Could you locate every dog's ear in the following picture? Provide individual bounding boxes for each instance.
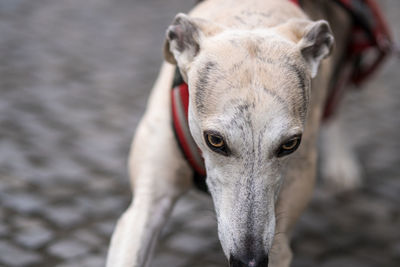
[297,20,334,78]
[163,13,200,66]
[164,13,223,73]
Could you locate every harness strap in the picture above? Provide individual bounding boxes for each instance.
[323,0,392,118]
[171,69,207,192]
[288,0,393,119]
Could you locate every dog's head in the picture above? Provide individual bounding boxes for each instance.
[165,13,333,265]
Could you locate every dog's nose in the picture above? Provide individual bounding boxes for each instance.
[229,254,269,267]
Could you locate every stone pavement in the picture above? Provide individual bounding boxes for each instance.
[0,0,399,266]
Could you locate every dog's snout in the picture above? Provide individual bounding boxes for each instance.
[229,254,269,267]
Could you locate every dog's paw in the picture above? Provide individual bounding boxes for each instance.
[320,148,362,191]
[319,119,363,192]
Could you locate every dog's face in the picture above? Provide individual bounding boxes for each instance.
[165,14,333,265]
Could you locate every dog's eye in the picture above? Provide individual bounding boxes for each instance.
[208,134,224,148]
[204,131,229,156]
[277,136,301,157]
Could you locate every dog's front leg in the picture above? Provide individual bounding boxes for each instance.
[106,63,192,267]
[106,192,176,267]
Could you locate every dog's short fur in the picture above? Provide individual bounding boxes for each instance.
[106,0,356,266]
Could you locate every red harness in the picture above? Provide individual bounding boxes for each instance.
[171,0,393,190]
[317,0,393,118]
[171,80,206,176]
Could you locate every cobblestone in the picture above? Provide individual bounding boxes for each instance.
[151,251,189,267]
[47,239,91,259]
[15,225,53,249]
[166,232,218,255]
[0,241,41,266]
[0,0,399,266]
[95,220,117,237]
[75,195,125,216]
[56,254,106,267]
[73,229,103,247]
[42,205,86,229]
[0,223,8,237]
[320,257,372,267]
[0,192,45,213]
[390,241,400,259]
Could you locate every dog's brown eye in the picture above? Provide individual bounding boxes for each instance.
[282,139,298,150]
[204,131,229,156]
[207,134,224,148]
[277,136,301,157]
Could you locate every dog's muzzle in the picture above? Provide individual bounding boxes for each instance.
[229,254,269,267]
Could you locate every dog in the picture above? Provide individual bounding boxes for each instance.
[106,0,386,266]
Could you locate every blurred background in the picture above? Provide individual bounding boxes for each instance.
[0,0,399,266]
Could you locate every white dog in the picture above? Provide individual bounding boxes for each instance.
[106,0,391,266]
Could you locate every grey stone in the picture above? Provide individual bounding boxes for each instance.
[75,195,126,216]
[371,182,400,203]
[0,175,28,192]
[292,257,317,267]
[297,211,330,234]
[294,237,327,257]
[11,216,44,229]
[320,256,373,267]
[47,239,91,259]
[187,253,226,267]
[0,223,8,237]
[0,192,45,213]
[95,220,116,237]
[184,211,217,232]
[390,241,400,258]
[166,232,217,255]
[15,226,53,249]
[56,254,106,267]
[42,205,85,228]
[151,251,188,267]
[171,196,200,218]
[86,177,116,193]
[190,262,225,267]
[204,249,227,264]
[363,221,400,243]
[0,241,41,266]
[43,186,75,199]
[347,196,392,219]
[0,0,25,14]
[354,246,392,265]
[327,233,358,249]
[73,229,103,247]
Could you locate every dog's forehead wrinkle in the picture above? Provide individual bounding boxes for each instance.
[234,15,248,27]
[263,87,289,108]
[193,60,221,114]
[281,59,310,120]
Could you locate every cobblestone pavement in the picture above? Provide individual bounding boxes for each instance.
[0,0,399,266]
